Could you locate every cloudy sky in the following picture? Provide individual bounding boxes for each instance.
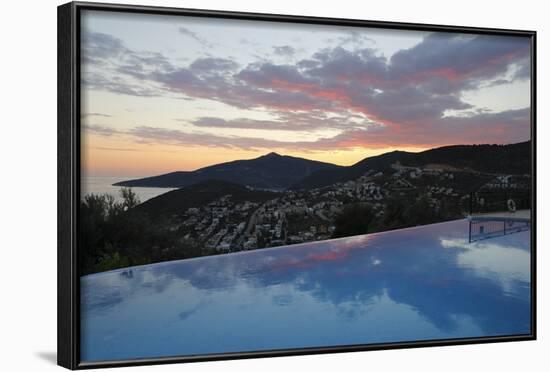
[81,10,531,177]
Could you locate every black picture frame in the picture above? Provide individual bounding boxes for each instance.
[58,1,537,369]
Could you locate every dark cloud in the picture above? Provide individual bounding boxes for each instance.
[140,126,360,152]
[389,33,530,93]
[487,79,512,87]
[189,58,239,74]
[363,85,473,123]
[127,126,286,150]
[190,110,368,131]
[81,32,169,97]
[237,63,316,88]
[296,59,320,70]
[148,64,326,112]
[178,27,213,48]
[191,117,226,127]
[82,30,531,151]
[308,47,388,81]
[82,31,170,71]
[100,107,528,153]
[191,117,282,130]
[81,32,125,63]
[309,108,531,149]
[512,58,531,80]
[82,72,159,97]
[126,125,332,151]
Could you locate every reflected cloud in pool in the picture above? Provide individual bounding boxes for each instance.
[81,219,531,362]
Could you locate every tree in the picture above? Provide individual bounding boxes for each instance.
[332,204,375,238]
[97,249,130,273]
[79,194,113,275]
[120,187,140,210]
[401,196,440,226]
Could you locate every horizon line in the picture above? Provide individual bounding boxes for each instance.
[83,139,531,179]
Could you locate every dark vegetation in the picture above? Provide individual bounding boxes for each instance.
[293,141,531,189]
[136,180,277,218]
[332,204,375,238]
[79,188,202,275]
[332,196,461,238]
[80,190,463,275]
[80,181,278,275]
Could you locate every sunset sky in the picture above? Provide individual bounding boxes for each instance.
[81,10,531,177]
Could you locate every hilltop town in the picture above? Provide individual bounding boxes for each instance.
[168,163,530,254]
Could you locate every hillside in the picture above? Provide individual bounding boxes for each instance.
[404,141,531,173]
[135,179,279,218]
[293,141,531,189]
[114,152,342,190]
[292,150,413,190]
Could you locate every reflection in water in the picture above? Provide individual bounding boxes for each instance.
[81,219,531,362]
[441,237,530,295]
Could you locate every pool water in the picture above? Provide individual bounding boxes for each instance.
[80,219,531,362]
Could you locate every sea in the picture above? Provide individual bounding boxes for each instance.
[81,176,177,204]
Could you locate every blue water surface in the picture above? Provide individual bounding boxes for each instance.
[80,219,531,362]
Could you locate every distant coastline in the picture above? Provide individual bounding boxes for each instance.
[82,176,176,203]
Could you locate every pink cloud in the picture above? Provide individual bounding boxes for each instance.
[82,31,531,151]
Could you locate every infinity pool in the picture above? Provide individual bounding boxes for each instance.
[80,219,531,362]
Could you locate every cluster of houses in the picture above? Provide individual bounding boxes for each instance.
[483,175,531,190]
[172,161,530,254]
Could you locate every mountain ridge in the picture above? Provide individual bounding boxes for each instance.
[292,141,531,189]
[114,152,342,190]
[115,141,531,191]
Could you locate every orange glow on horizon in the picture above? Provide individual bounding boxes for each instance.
[81,133,431,177]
